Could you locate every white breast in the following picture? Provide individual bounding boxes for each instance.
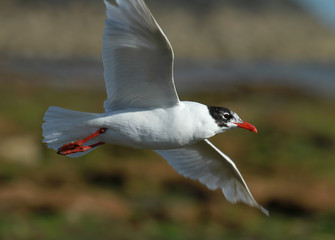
[96,101,219,149]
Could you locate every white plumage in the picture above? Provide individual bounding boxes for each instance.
[42,0,268,215]
[102,0,179,111]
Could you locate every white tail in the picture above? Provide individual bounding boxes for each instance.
[42,106,102,157]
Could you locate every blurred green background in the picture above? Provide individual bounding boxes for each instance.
[0,0,334,239]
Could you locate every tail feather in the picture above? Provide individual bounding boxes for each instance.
[42,106,102,157]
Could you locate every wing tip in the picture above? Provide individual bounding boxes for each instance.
[259,205,270,217]
[221,183,269,216]
[226,196,269,216]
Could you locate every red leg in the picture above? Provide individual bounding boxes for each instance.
[76,128,107,145]
[58,128,107,155]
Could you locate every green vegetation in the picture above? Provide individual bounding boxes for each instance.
[0,81,334,239]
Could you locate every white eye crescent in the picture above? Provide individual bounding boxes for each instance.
[223,113,231,119]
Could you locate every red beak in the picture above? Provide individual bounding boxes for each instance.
[235,121,258,133]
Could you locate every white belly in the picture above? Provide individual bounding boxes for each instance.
[92,102,217,150]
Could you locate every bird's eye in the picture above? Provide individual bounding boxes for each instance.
[223,113,231,119]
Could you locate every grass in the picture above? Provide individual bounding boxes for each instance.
[0,212,334,240]
[0,78,334,239]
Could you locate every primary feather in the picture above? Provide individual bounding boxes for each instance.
[103,0,179,111]
[156,139,269,216]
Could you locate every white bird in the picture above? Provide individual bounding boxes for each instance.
[42,0,268,215]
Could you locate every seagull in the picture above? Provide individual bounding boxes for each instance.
[42,0,268,215]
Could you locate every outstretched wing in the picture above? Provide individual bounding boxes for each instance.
[103,0,179,111]
[155,139,269,215]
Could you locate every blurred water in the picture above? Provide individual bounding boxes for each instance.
[175,60,335,96]
[0,58,334,97]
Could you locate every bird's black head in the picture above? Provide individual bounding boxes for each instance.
[207,106,257,133]
[208,106,235,128]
